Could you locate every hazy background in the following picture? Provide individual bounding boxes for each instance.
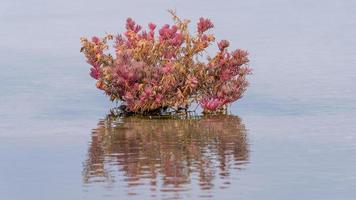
[1,0,356,199]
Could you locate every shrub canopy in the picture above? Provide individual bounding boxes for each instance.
[80,10,251,114]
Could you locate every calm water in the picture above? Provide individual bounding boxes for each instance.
[83,116,249,199]
[1,0,356,199]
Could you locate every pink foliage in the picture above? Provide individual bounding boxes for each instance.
[197,17,214,34]
[80,11,251,114]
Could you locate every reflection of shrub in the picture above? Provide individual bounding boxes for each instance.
[80,10,251,115]
[83,115,249,192]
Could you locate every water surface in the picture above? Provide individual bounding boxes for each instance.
[83,116,248,199]
[1,0,356,199]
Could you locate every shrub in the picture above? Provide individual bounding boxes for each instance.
[80,10,251,115]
